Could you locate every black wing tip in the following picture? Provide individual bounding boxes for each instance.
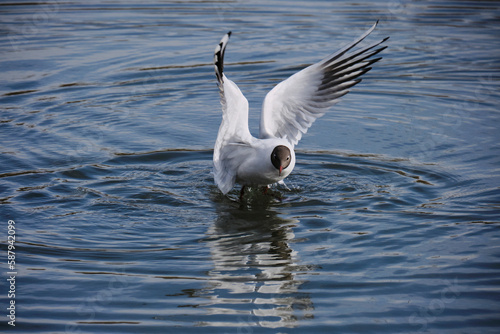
[374,45,389,55]
[374,21,390,44]
[372,20,390,44]
[215,32,232,85]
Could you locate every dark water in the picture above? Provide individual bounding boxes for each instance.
[1,1,500,333]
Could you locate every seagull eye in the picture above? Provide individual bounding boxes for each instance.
[286,156,290,160]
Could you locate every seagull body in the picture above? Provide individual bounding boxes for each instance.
[213,22,388,196]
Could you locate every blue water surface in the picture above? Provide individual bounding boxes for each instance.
[1,0,499,333]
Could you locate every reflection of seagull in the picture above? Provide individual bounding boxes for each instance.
[204,203,312,327]
[213,21,389,198]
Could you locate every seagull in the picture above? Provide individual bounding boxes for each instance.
[213,21,388,199]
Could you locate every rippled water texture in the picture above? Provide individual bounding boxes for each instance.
[1,1,500,333]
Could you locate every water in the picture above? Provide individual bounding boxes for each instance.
[1,0,499,333]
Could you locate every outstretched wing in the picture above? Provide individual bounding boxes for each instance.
[213,32,253,194]
[259,21,389,145]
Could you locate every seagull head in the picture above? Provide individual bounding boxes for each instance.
[271,145,291,176]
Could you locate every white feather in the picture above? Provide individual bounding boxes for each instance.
[259,21,388,145]
[212,23,388,194]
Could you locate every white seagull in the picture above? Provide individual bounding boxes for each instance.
[213,21,388,199]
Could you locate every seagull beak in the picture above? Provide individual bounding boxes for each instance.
[279,166,283,176]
